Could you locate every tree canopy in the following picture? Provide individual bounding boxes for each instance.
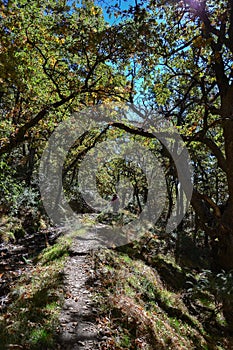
[2,0,233,337]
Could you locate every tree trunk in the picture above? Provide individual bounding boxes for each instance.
[218,119,233,269]
[215,233,233,270]
[213,176,233,326]
[191,188,233,325]
[222,298,233,327]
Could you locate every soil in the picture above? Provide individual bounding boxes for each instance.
[56,228,108,350]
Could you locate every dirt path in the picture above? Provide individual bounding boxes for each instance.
[56,228,107,350]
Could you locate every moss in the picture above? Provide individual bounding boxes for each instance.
[38,237,71,265]
[29,328,54,348]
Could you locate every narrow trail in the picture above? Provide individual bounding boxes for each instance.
[56,228,107,350]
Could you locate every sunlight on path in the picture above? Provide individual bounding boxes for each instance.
[56,230,107,349]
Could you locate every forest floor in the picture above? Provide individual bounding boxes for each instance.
[1,215,233,349]
[0,218,111,350]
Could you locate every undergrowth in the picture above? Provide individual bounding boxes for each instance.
[0,235,72,350]
[94,241,232,350]
[1,226,233,350]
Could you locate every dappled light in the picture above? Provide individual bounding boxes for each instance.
[1,0,233,348]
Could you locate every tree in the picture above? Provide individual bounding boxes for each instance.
[100,0,233,271]
[0,0,140,214]
[2,0,233,330]
[3,0,233,271]
[93,0,233,326]
[0,0,135,159]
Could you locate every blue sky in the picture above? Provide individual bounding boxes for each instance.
[98,0,135,24]
[67,0,138,25]
[97,0,137,24]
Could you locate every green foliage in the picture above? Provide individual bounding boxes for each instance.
[1,0,233,345]
[29,328,53,347]
[0,159,22,207]
[0,0,132,155]
[38,238,71,265]
[11,186,40,215]
[187,270,233,305]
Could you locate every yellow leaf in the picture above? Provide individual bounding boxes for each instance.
[91,6,97,15]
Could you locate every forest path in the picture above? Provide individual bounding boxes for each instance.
[56,226,108,350]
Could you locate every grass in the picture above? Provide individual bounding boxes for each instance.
[1,225,233,349]
[94,248,230,350]
[0,235,72,350]
[37,236,72,265]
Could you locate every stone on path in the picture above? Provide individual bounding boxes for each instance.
[56,230,106,350]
